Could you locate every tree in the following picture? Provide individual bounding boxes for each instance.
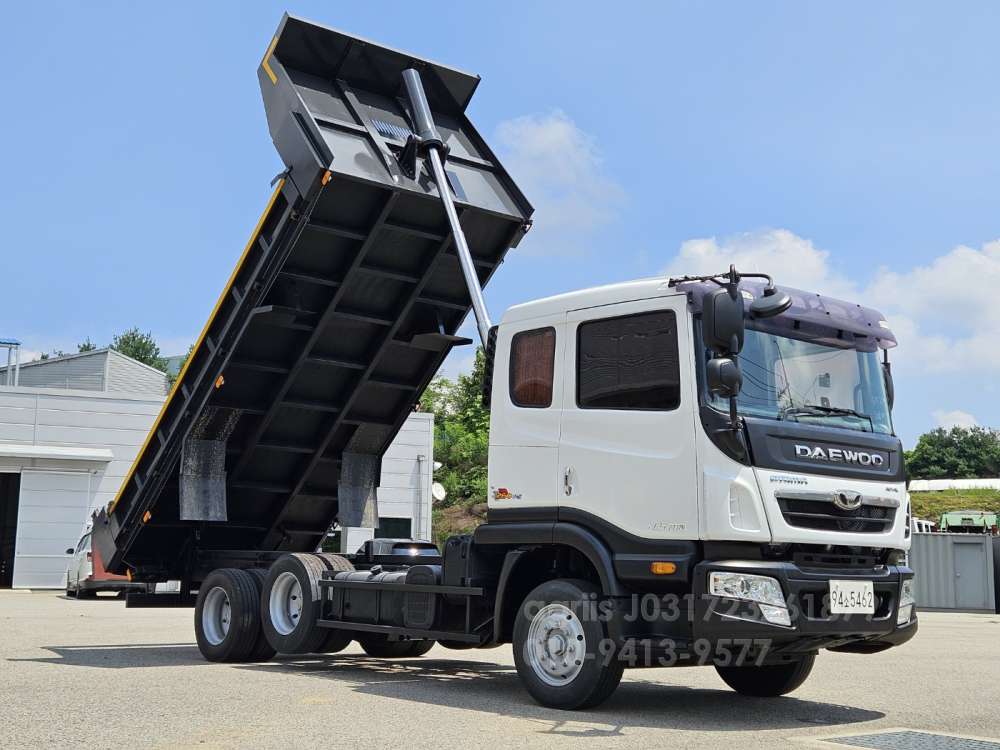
[905,426,1000,480]
[166,343,195,386]
[77,338,96,352]
[111,328,167,372]
[419,348,490,510]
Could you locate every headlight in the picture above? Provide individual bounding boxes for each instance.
[758,603,792,626]
[897,605,913,625]
[709,572,790,626]
[709,571,786,607]
[900,578,915,607]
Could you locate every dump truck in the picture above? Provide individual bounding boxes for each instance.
[92,13,917,710]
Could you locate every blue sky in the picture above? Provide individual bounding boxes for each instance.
[4,2,999,446]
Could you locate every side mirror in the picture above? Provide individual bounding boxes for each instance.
[707,357,742,399]
[750,286,792,319]
[702,286,745,355]
[65,548,74,555]
[883,362,895,410]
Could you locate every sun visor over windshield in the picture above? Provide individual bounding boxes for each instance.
[678,280,896,351]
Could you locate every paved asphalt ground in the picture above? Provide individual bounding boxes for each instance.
[1,592,998,749]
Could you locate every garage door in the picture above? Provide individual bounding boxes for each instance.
[13,470,92,589]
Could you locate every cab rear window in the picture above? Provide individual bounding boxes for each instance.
[509,327,556,408]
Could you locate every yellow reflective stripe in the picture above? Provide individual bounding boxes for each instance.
[108,179,286,515]
[261,35,279,85]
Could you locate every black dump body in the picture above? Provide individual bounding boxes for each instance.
[92,14,531,582]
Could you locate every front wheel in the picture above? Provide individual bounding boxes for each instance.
[715,653,816,696]
[512,578,624,710]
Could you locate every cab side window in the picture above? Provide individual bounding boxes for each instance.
[510,327,556,408]
[577,310,680,410]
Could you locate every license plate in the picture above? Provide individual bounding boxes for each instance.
[829,580,874,614]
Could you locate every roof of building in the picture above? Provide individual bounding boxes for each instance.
[1,347,167,376]
[0,347,169,397]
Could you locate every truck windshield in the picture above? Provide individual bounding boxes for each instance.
[709,328,893,434]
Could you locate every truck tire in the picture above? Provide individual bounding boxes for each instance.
[359,635,434,658]
[512,578,624,710]
[194,568,263,662]
[313,552,354,574]
[245,569,277,662]
[311,553,356,654]
[715,653,816,696]
[260,553,329,654]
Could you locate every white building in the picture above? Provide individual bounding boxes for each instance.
[0,349,433,588]
[0,349,169,588]
[341,410,435,552]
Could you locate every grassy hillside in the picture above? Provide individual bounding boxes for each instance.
[909,489,1000,521]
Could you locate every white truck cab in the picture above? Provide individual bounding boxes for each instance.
[487,275,909,552]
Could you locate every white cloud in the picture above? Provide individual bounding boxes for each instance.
[664,229,858,299]
[495,111,624,255]
[933,409,979,429]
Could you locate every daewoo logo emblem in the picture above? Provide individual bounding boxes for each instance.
[794,444,885,467]
[833,491,864,511]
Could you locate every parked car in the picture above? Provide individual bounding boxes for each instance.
[65,529,146,598]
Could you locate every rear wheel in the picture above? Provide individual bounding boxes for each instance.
[194,568,262,662]
[245,569,277,662]
[512,578,624,710]
[260,553,329,654]
[359,635,434,658]
[715,653,816,697]
[311,553,357,654]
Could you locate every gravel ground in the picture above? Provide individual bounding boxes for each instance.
[1,591,997,749]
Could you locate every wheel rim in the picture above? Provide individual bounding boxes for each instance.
[526,602,586,687]
[202,586,232,646]
[269,571,304,636]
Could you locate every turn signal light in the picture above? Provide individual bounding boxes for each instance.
[650,561,677,575]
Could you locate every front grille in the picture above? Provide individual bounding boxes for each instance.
[778,497,895,533]
[791,545,885,569]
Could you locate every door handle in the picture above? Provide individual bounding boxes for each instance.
[564,466,574,496]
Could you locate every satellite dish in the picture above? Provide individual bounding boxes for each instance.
[433,461,443,471]
[432,482,447,502]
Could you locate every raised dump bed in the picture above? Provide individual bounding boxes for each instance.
[92,14,531,584]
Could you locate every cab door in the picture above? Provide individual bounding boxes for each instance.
[488,314,565,511]
[557,294,699,540]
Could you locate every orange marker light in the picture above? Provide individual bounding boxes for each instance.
[321,170,332,186]
[142,511,152,524]
[214,374,225,389]
[650,561,677,576]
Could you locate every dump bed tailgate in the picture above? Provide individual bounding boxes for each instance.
[93,14,531,580]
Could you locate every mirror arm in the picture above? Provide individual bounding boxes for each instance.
[882,349,895,411]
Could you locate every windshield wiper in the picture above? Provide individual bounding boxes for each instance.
[780,404,874,431]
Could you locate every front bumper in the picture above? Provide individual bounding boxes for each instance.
[691,559,917,654]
